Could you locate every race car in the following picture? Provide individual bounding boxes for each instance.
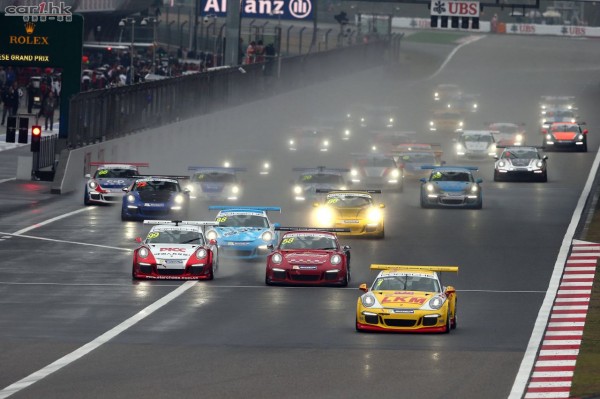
[121,176,191,221]
[265,227,351,286]
[540,107,578,130]
[370,131,416,152]
[312,189,385,238]
[356,264,458,333]
[494,146,548,182]
[429,110,464,133]
[206,206,280,260]
[187,166,245,201]
[542,122,588,152]
[540,96,576,112]
[393,144,443,180]
[445,93,478,114]
[288,126,334,152]
[292,167,348,202]
[420,165,483,209]
[488,123,525,147]
[348,153,404,192]
[455,130,497,159]
[84,162,149,205]
[132,220,218,280]
[345,104,400,130]
[433,83,461,102]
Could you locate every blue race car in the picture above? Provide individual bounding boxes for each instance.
[84,162,148,205]
[206,206,281,260]
[187,166,246,201]
[419,166,482,209]
[121,176,190,221]
[292,167,348,202]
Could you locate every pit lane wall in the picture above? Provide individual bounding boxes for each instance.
[392,17,600,38]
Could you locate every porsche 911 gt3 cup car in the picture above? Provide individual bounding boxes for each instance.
[356,265,458,333]
[132,220,219,280]
[187,166,245,201]
[288,126,333,152]
[540,107,578,130]
[429,110,464,133]
[455,130,497,159]
[265,227,351,286]
[348,153,403,191]
[488,123,525,147]
[540,96,576,113]
[392,144,443,180]
[420,166,482,209]
[84,162,149,205]
[494,146,548,182]
[292,167,348,202]
[433,83,461,102]
[312,189,385,238]
[445,93,478,114]
[543,122,588,152]
[345,104,400,130]
[370,131,416,153]
[121,176,190,221]
[206,206,280,259]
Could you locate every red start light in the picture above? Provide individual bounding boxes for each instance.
[32,126,42,136]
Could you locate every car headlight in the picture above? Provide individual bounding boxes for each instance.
[541,105,546,109]
[231,185,239,194]
[195,249,207,259]
[456,143,463,150]
[339,186,347,191]
[127,194,136,203]
[316,206,334,225]
[262,231,273,242]
[330,254,341,265]
[289,139,295,145]
[434,92,439,97]
[428,296,444,310]
[263,162,270,170]
[367,207,382,223]
[362,294,376,308]
[344,129,350,136]
[138,247,149,258]
[542,118,547,124]
[571,118,576,123]
[426,183,435,192]
[536,160,544,168]
[272,253,282,264]
[223,161,231,168]
[391,169,400,178]
[174,194,184,204]
[351,169,358,176]
[347,113,351,118]
[471,185,478,193]
[429,121,434,126]
[490,144,497,151]
[498,161,506,167]
[516,134,523,142]
[206,230,218,240]
[88,181,98,189]
[459,121,464,127]
[578,134,584,140]
[371,146,377,151]
[389,118,394,123]
[186,184,194,192]
[568,105,573,110]
[360,117,365,122]
[323,140,329,147]
[546,134,552,140]
[473,103,478,109]
[294,185,302,194]
[447,103,451,108]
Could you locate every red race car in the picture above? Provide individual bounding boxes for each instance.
[265,227,351,286]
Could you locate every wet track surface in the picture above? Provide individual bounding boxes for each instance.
[1,35,600,398]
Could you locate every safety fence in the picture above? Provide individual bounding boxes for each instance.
[33,134,58,180]
[67,39,391,149]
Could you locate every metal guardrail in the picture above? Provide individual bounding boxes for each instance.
[67,40,390,148]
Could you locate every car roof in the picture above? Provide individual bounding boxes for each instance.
[326,191,373,198]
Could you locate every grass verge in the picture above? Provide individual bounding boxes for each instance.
[404,30,470,45]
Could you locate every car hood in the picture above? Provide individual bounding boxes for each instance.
[215,227,267,242]
[197,182,227,193]
[433,181,471,192]
[360,167,387,177]
[505,158,535,167]
[464,141,490,150]
[372,291,434,309]
[552,132,577,140]
[333,207,366,218]
[96,177,135,189]
[283,251,331,265]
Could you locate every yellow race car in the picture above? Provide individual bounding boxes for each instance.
[312,189,385,238]
[356,265,458,333]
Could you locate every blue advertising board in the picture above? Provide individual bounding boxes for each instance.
[201,0,313,21]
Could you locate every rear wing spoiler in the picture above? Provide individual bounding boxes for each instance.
[144,220,219,227]
[315,189,381,194]
[292,166,350,174]
[371,264,459,273]
[188,166,247,172]
[420,165,478,171]
[208,206,281,213]
[132,175,190,180]
[89,162,149,167]
[275,227,350,233]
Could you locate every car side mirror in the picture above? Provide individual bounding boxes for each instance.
[183,189,190,194]
[209,239,217,246]
[543,155,548,160]
[343,245,351,251]
[583,129,589,135]
[135,237,142,243]
[445,286,456,295]
[267,244,274,250]
[122,187,129,192]
[493,156,499,160]
[419,178,427,183]
[273,223,280,228]
[84,173,91,178]
[476,178,483,184]
[379,203,385,209]
[359,283,368,293]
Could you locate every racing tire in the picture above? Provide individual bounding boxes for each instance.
[84,190,91,206]
[579,142,588,153]
[493,171,501,182]
[355,317,363,332]
[207,266,214,281]
[265,275,273,286]
[444,311,452,334]
[420,194,429,209]
[397,176,404,193]
[540,171,548,183]
[121,211,130,221]
[340,271,349,287]
[474,197,483,210]
[451,312,457,330]
[375,229,385,239]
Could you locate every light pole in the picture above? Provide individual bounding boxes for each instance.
[119,17,136,84]
[142,17,158,73]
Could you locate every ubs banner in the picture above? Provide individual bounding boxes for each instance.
[0,12,83,140]
[201,0,313,21]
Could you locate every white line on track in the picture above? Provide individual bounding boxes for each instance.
[0,281,197,399]
[12,207,92,235]
[509,145,600,398]
[0,177,16,184]
[0,231,130,252]
[426,35,485,80]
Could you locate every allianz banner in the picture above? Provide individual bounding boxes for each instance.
[201,0,313,21]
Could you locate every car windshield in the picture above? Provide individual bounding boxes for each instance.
[300,174,344,184]
[94,168,137,178]
[551,125,579,132]
[398,152,436,163]
[280,234,338,250]
[502,149,539,159]
[193,173,237,183]
[326,195,372,208]
[547,110,575,118]
[133,180,180,192]
[357,158,395,167]
[217,214,269,228]
[430,171,473,182]
[146,229,204,245]
[372,275,440,292]
[463,134,493,143]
